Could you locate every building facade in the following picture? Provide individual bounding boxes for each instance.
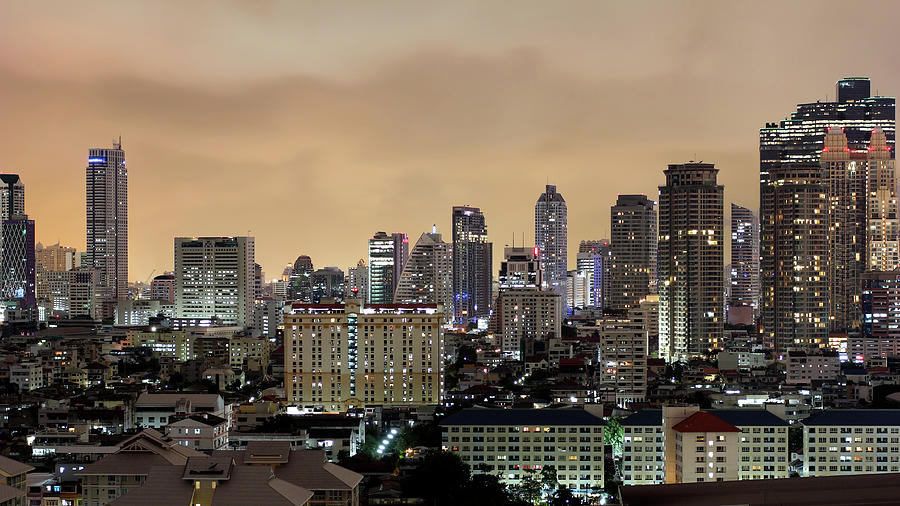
[494,288,561,360]
[729,204,759,317]
[441,409,605,496]
[311,267,345,303]
[393,231,453,317]
[803,410,900,476]
[865,127,899,271]
[452,206,492,325]
[658,163,725,362]
[609,194,657,309]
[284,301,444,411]
[535,185,568,296]
[368,232,408,304]
[174,236,255,327]
[759,163,829,354]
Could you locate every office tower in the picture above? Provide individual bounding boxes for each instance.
[251,296,283,339]
[760,77,894,184]
[284,301,444,411]
[1,217,35,306]
[857,269,900,360]
[866,127,899,271]
[311,267,345,303]
[85,140,128,318]
[0,176,24,224]
[579,239,612,308]
[566,269,590,310]
[346,259,368,300]
[498,246,542,290]
[35,243,77,272]
[822,127,867,332]
[288,255,314,302]
[534,185,568,294]
[452,206,492,324]
[658,163,724,362]
[494,289,561,359]
[729,204,760,322]
[150,274,175,303]
[394,231,452,314]
[174,236,255,327]
[610,195,657,309]
[760,164,829,354]
[368,232,408,304]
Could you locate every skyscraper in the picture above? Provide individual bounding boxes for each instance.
[368,232,408,304]
[760,77,894,184]
[609,194,657,309]
[0,174,24,268]
[452,206,492,325]
[822,127,867,332]
[535,185,568,295]
[866,127,899,271]
[85,140,128,318]
[174,236,255,327]
[394,231,453,315]
[658,163,724,362]
[760,164,829,354]
[1,217,35,307]
[288,255,314,302]
[729,204,760,320]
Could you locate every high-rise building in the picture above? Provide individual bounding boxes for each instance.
[596,311,648,407]
[452,206,492,325]
[535,185,568,295]
[311,267,345,303]
[578,239,613,308]
[857,269,900,360]
[85,140,128,318]
[760,164,829,355]
[1,217,35,307]
[36,268,99,319]
[367,232,408,304]
[566,269,590,310]
[394,231,452,315]
[866,127,899,271]
[174,236,255,327]
[288,255,314,302]
[494,289,561,359]
[760,77,894,184]
[150,274,175,303]
[822,127,867,332]
[284,301,444,411]
[0,174,24,270]
[498,246,542,290]
[610,195,657,309]
[35,243,77,272]
[729,204,760,321]
[345,259,368,300]
[658,163,724,362]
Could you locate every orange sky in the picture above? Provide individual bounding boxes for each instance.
[1,1,898,281]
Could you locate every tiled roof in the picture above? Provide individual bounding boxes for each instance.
[0,454,34,477]
[802,410,900,426]
[621,410,662,427]
[707,409,789,427]
[672,412,740,433]
[440,408,605,427]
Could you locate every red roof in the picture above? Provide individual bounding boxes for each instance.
[672,411,741,433]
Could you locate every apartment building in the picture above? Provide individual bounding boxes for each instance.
[622,410,664,485]
[786,352,841,385]
[284,301,444,411]
[165,413,228,451]
[596,316,648,407]
[803,410,900,476]
[440,409,605,496]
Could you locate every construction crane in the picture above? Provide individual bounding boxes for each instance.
[137,269,156,299]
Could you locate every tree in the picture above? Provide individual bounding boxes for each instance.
[789,426,803,454]
[510,466,558,504]
[405,451,471,506]
[605,418,624,458]
[550,486,585,506]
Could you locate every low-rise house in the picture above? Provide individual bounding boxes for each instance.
[0,455,34,506]
[165,413,229,451]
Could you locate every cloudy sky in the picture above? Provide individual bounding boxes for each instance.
[1,1,897,281]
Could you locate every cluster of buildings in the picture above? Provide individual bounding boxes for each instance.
[0,75,899,505]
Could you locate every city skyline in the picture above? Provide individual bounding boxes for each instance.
[3,2,900,282]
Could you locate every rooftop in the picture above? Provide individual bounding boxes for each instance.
[440,408,605,427]
[802,409,900,426]
[621,410,662,427]
[671,412,740,433]
[707,409,789,427]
